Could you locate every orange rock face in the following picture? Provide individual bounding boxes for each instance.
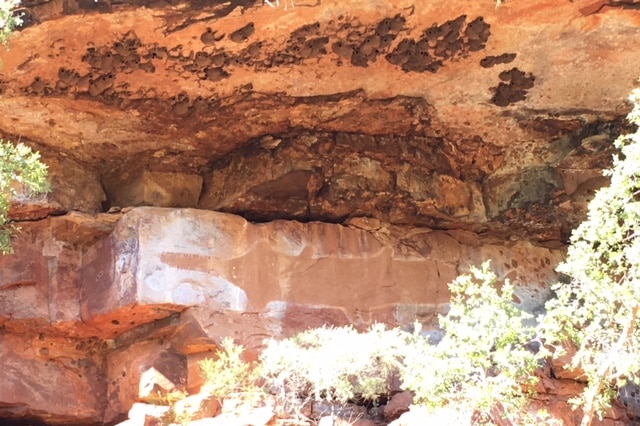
[2,207,564,423]
[80,208,562,335]
[1,0,640,423]
[1,0,636,237]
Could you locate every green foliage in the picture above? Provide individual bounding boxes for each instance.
[260,324,410,405]
[199,337,261,400]
[0,139,50,254]
[541,88,640,425]
[258,282,546,424]
[0,0,22,46]
[401,262,545,424]
[196,268,547,424]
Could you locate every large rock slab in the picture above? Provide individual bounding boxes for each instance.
[0,213,118,332]
[0,333,106,425]
[105,338,188,422]
[0,207,565,424]
[80,207,563,345]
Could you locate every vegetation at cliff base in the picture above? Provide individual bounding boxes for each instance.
[194,89,640,426]
[0,139,50,254]
[400,263,544,424]
[195,265,547,424]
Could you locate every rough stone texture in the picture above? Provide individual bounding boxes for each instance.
[1,0,636,240]
[173,392,222,422]
[1,0,639,423]
[1,218,85,326]
[0,213,122,333]
[383,391,413,421]
[105,338,188,422]
[104,168,203,208]
[0,333,107,425]
[0,206,565,424]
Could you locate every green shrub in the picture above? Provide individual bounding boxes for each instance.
[0,140,50,254]
[401,262,545,424]
[0,0,22,46]
[199,337,261,400]
[259,299,544,424]
[541,88,640,426]
[259,324,411,409]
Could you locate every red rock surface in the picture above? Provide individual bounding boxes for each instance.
[79,208,562,340]
[1,0,635,238]
[0,206,564,424]
[1,0,640,423]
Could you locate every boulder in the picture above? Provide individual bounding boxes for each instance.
[383,391,413,421]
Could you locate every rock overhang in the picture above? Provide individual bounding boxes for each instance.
[3,1,640,423]
[2,0,639,242]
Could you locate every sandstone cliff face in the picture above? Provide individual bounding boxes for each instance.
[0,0,638,423]
[1,208,566,425]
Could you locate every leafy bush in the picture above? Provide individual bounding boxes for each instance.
[541,88,640,426]
[0,139,50,254]
[401,262,545,424]
[197,267,547,424]
[199,337,261,400]
[259,324,411,407]
[258,280,545,423]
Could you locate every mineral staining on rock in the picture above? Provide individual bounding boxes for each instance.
[490,67,536,107]
[17,12,503,112]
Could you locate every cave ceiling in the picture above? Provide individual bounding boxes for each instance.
[2,0,640,243]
